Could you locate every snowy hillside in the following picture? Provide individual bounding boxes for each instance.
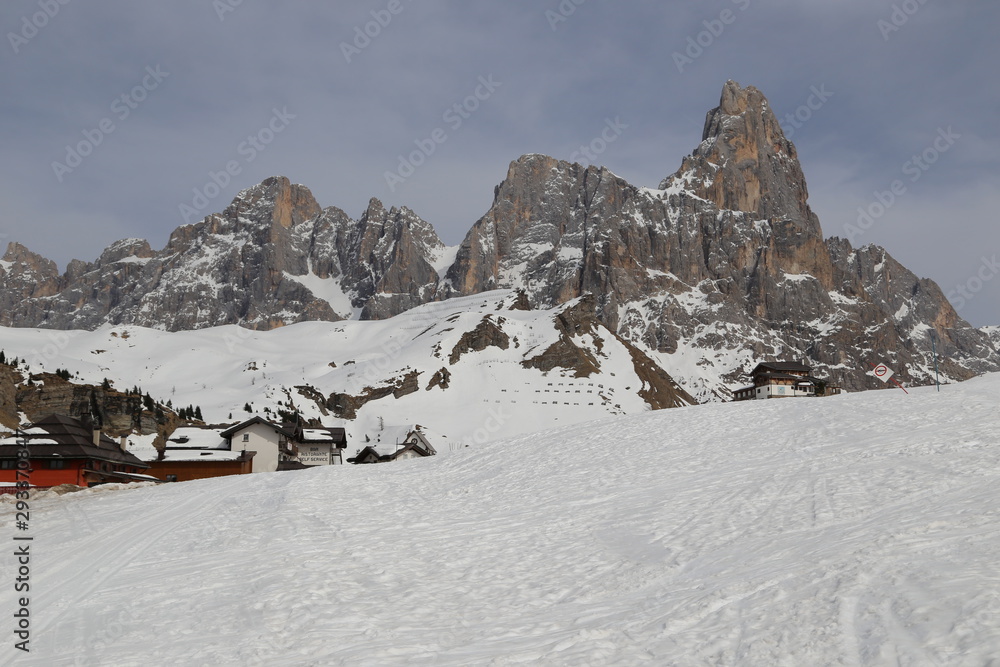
[0,291,691,451]
[3,373,999,665]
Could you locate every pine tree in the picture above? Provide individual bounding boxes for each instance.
[194,406,203,421]
[244,403,252,413]
[0,350,6,364]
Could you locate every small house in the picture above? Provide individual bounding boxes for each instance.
[348,424,436,464]
[221,417,299,473]
[150,417,348,481]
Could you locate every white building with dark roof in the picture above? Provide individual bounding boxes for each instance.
[349,424,437,464]
[733,362,842,401]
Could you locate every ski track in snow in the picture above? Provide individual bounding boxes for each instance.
[2,375,1000,665]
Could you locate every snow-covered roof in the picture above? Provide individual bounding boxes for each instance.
[0,437,60,446]
[166,427,229,450]
[373,425,419,446]
[126,434,161,463]
[301,427,346,442]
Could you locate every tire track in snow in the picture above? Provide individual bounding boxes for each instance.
[19,476,251,653]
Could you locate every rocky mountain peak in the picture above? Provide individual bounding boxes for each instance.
[222,175,321,230]
[663,80,817,232]
[2,241,56,269]
[97,238,154,265]
[0,242,60,301]
[360,197,388,224]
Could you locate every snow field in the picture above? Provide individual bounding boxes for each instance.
[2,373,999,664]
[0,292,659,451]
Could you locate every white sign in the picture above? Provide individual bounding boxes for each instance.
[299,445,330,466]
[871,363,894,383]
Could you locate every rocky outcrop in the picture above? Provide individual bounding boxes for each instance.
[618,337,695,410]
[327,369,422,420]
[0,369,179,442]
[449,316,510,364]
[426,367,451,390]
[0,365,23,430]
[522,296,602,377]
[982,326,1000,350]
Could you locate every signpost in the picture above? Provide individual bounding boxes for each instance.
[930,332,941,392]
[869,362,909,394]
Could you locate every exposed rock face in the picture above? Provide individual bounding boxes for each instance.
[0,371,178,440]
[334,198,444,320]
[0,178,443,330]
[620,337,694,410]
[439,82,998,395]
[0,244,62,327]
[0,365,23,430]
[327,369,422,420]
[522,296,603,377]
[449,316,510,364]
[1,82,995,398]
[667,80,816,227]
[426,367,451,391]
[519,295,694,408]
[303,295,694,421]
[982,326,1000,350]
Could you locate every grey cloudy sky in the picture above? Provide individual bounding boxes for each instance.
[1,1,997,326]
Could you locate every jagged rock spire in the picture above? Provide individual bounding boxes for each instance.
[662,80,818,232]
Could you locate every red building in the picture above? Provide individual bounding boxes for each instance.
[0,414,153,491]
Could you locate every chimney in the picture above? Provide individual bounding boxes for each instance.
[120,436,128,452]
[92,428,101,447]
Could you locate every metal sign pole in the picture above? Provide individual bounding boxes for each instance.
[930,332,941,392]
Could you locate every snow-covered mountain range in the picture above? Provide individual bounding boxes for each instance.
[1,81,997,399]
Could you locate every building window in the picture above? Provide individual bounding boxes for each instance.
[48,460,66,470]
[242,434,250,442]
[0,460,16,470]
[166,474,178,482]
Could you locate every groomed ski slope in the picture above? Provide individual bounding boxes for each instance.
[4,374,1000,666]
